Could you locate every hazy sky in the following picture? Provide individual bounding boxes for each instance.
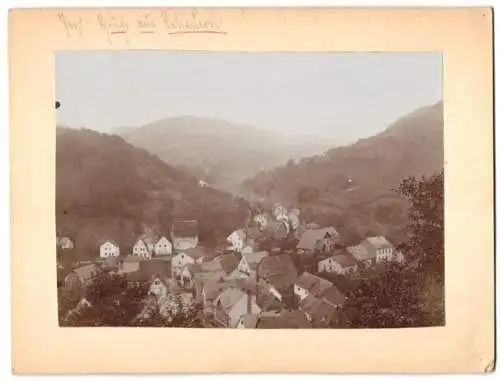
[55,51,442,140]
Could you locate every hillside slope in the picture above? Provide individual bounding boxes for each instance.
[115,116,342,193]
[242,101,444,244]
[56,128,250,259]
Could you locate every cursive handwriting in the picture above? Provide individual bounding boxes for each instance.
[137,12,157,34]
[160,9,225,35]
[57,9,226,43]
[97,13,131,44]
[58,12,83,38]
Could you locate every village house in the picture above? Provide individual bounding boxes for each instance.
[117,254,149,274]
[235,251,269,279]
[171,220,199,251]
[214,288,261,328]
[126,259,172,291]
[155,236,172,256]
[199,280,233,315]
[293,272,333,301]
[99,240,120,258]
[236,314,259,329]
[298,294,338,327]
[318,252,359,274]
[171,246,208,278]
[261,220,289,242]
[347,243,374,268]
[296,227,340,256]
[364,236,396,263]
[180,260,226,289]
[132,238,153,259]
[227,229,247,252]
[294,272,346,310]
[219,252,242,278]
[56,236,74,250]
[257,254,298,305]
[71,262,101,285]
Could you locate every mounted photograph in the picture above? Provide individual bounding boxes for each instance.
[55,51,444,329]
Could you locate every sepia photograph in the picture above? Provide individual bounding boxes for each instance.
[55,51,444,329]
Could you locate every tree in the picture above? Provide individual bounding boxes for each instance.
[396,170,444,277]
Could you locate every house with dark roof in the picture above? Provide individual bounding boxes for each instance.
[235,251,269,279]
[117,254,151,274]
[298,294,338,327]
[318,252,359,274]
[296,227,340,256]
[171,220,199,251]
[214,288,261,328]
[257,254,298,303]
[294,272,346,309]
[260,220,289,242]
[126,259,172,293]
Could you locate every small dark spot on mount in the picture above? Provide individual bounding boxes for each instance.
[63,210,68,215]
[55,101,61,110]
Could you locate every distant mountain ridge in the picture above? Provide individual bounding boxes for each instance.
[242,101,444,244]
[113,116,344,193]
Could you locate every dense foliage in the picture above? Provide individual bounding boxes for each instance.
[341,170,445,327]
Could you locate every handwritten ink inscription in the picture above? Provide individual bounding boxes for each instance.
[57,9,226,43]
[58,13,83,38]
[97,14,131,44]
[161,9,225,35]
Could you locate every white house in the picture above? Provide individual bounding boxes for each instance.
[155,236,172,256]
[318,253,358,274]
[293,272,334,302]
[99,240,120,258]
[236,251,269,278]
[57,236,74,250]
[132,239,152,259]
[171,247,207,277]
[364,236,395,263]
[227,229,246,252]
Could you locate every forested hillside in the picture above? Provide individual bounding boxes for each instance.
[56,128,249,259]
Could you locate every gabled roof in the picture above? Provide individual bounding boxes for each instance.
[259,254,297,279]
[180,246,208,260]
[127,260,171,282]
[242,251,269,270]
[119,254,148,263]
[299,294,336,322]
[296,272,333,295]
[366,236,393,250]
[328,252,358,268]
[203,281,233,301]
[98,239,119,247]
[296,228,337,251]
[217,288,246,312]
[239,314,259,328]
[347,244,374,261]
[262,221,288,240]
[219,252,241,275]
[172,220,198,238]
